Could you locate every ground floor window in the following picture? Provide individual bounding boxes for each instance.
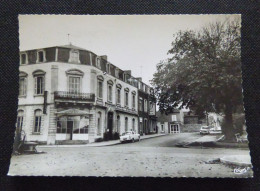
[16,110,24,131]
[161,124,164,132]
[34,109,42,133]
[125,117,128,132]
[56,116,89,134]
[132,118,135,132]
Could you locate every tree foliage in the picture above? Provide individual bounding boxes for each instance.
[151,18,242,140]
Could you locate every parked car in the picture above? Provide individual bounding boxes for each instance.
[120,131,140,143]
[200,126,211,135]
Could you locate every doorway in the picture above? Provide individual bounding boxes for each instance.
[170,124,180,133]
[107,112,113,140]
[67,121,74,140]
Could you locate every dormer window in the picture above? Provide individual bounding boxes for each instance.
[20,53,27,65]
[69,49,80,63]
[36,50,46,63]
[115,68,119,78]
[96,57,101,69]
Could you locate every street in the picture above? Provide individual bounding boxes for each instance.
[8,133,252,177]
[117,132,201,147]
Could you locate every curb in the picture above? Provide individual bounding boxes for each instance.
[89,134,167,147]
[220,157,252,167]
[37,134,167,148]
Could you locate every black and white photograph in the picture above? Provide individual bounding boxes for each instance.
[8,14,252,177]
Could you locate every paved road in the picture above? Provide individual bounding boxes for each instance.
[116,133,201,147]
[8,133,252,177]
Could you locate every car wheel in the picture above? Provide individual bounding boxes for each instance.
[132,138,135,143]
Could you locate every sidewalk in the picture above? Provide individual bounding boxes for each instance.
[38,133,166,148]
[220,155,252,167]
[186,135,249,149]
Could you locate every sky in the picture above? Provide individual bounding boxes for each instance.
[19,14,240,86]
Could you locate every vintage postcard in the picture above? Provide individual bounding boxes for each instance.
[8,14,252,177]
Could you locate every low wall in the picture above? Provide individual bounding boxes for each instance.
[181,124,203,132]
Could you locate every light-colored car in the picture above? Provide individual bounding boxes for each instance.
[199,126,211,135]
[120,131,140,143]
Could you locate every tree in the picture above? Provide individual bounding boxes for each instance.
[151,18,242,140]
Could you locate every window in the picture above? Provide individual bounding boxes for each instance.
[97,58,101,69]
[125,92,128,107]
[70,50,79,63]
[132,118,135,131]
[69,76,81,93]
[132,94,135,109]
[161,124,164,131]
[19,77,27,96]
[34,76,44,95]
[108,85,112,102]
[34,109,42,133]
[117,89,121,104]
[171,115,177,121]
[21,54,27,65]
[139,98,143,111]
[16,110,24,131]
[97,112,102,135]
[37,51,44,62]
[98,81,103,98]
[125,117,128,132]
[117,115,120,132]
[115,68,119,78]
[144,99,147,112]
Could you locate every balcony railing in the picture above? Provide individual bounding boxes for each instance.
[54,91,95,102]
[115,105,138,115]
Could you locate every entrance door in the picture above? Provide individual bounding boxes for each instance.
[170,124,180,133]
[174,125,180,133]
[107,112,113,140]
[67,121,73,140]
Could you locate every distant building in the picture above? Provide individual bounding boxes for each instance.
[156,109,185,134]
[16,44,156,144]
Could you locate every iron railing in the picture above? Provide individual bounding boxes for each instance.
[54,91,95,102]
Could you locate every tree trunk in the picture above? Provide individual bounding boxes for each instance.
[222,103,235,141]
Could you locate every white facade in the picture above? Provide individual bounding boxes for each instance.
[17,45,139,144]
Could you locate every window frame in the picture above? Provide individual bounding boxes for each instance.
[19,76,27,97]
[34,109,42,133]
[20,53,28,65]
[16,110,24,130]
[34,75,45,95]
[68,75,82,94]
[36,50,46,63]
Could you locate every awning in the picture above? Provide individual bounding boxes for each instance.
[55,109,90,116]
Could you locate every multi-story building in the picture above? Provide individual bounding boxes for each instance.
[136,78,156,135]
[17,44,141,144]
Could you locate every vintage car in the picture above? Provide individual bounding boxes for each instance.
[120,131,140,143]
[199,126,211,135]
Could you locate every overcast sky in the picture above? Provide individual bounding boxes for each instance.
[19,14,240,86]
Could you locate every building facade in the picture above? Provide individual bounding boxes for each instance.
[135,78,156,135]
[156,109,184,134]
[17,44,143,144]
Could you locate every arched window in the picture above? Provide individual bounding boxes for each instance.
[16,110,24,131]
[19,72,28,96]
[33,70,46,95]
[34,109,42,133]
[117,115,120,132]
[132,118,135,132]
[125,117,128,132]
[97,112,102,135]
